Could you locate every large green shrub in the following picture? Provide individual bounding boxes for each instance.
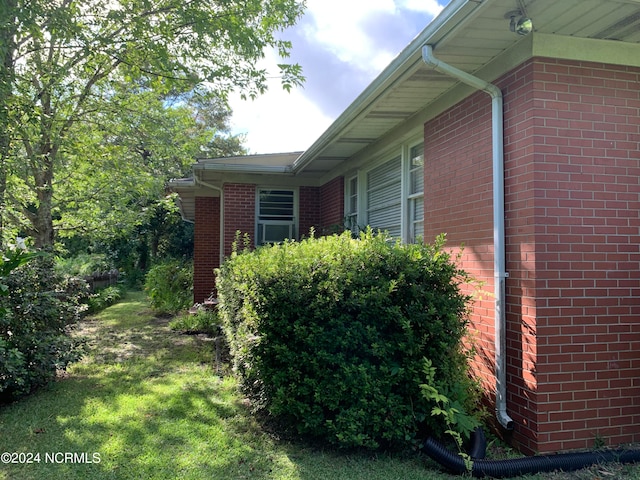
[144,260,193,314]
[217,230,476,449]
[0,249,86,401]
[86,285,124,314]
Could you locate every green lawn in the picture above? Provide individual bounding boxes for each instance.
[0,291,638,479]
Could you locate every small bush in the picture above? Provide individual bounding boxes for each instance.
[217,230,476,449]
[1,249,86,401]
[169,308,221,335]
[144,260,193,314]
[86,285,123,314]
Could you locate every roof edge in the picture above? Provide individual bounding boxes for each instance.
[193,163,293,174]
[290,0,484,175]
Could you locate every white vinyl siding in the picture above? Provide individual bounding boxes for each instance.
[366,155,402,238]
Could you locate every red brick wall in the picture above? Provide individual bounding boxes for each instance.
[222,182,341,254]
[424,57,640,454]
[193,196,220,303]
[501,59,541,453]
[423,88,499,426]
[520,58,640,453]
[320,176,344,232]
[223,183,256,257]
[299,186,321,238]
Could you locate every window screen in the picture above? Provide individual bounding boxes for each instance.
[366,156,402,238]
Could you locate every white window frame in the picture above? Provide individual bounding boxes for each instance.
[255,187,298,246]
[345,175,359,233]
[346,137,424,243]
[405,141,424,243]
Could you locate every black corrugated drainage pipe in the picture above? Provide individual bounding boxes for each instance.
[423,431,640,478]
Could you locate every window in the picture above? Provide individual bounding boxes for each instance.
[256,189,296,245]
[366,155,402,238]
[346,176,358,232]
[346,139,424,243]
[407,143,424,242]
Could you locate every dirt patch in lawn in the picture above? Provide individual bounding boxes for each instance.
[69,307,219,366]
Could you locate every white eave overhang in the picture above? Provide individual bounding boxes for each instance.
[193,163,293,174]
[192,151,302,175]
[168,177,196,188]
[291,0,482,176]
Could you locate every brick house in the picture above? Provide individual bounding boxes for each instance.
[170,0,640,454]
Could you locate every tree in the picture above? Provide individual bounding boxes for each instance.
[0,0,19,248]
[55,87,244,279]
[55,86,244,241]
[1,0,305,248]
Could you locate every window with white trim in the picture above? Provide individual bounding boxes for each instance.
[407,142,424,242]
[256,189,296,245]
[346,176,358,232]
[345,139,424,243]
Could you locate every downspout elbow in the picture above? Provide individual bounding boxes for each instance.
[194,176,222,193]
[422,45,500,100]
[421,45,443,70]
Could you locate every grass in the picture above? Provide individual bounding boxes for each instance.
[0,290,639,479]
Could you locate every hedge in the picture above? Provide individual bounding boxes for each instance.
[216,230,476,449]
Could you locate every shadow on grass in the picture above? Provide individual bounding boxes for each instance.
[0,290,544,480]
[0,291,297,480]
[4,291,637,480]
[0,291,464,480]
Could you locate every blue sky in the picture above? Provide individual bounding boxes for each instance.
[228,0,449,154]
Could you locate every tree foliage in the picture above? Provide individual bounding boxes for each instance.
[55,88,243,241]
[0,0,305,247]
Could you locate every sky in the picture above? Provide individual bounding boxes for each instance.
[227,0,450,154]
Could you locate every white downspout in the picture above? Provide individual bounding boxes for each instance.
[421,45,514,430]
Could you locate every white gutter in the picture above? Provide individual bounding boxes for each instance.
[421,45,514,431]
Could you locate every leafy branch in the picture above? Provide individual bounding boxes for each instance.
[420,358,479,473]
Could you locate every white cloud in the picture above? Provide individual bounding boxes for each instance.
[227,0,449,154]
[229,85,332,154]
[398,0,445,16]
[303,0,394,64]
[228,51,333,154]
